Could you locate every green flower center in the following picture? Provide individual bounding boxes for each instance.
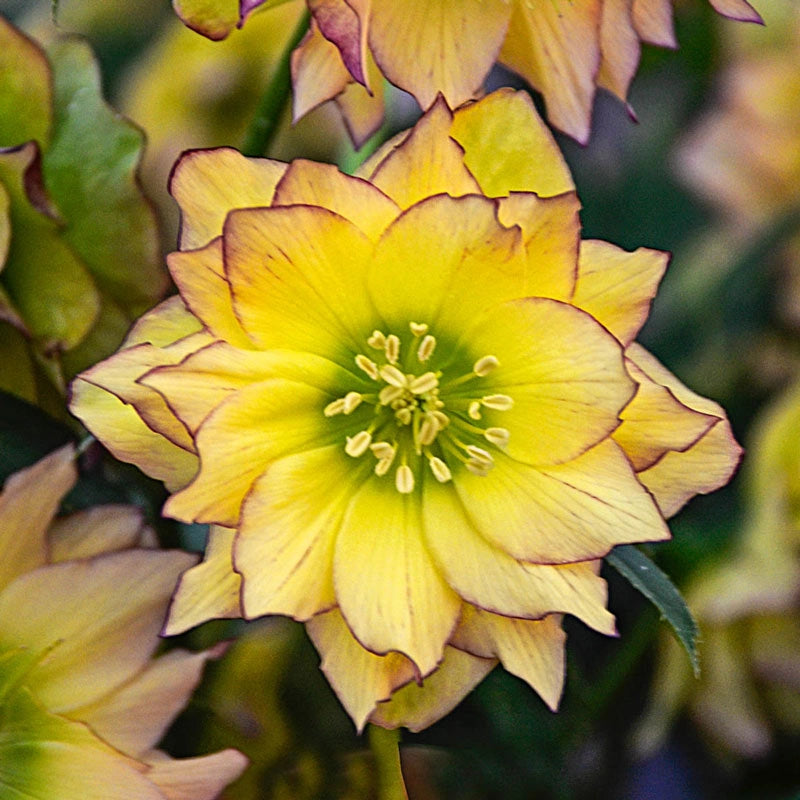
[324,322,514,493]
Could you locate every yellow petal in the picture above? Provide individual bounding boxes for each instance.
[0,446,75,590]
[455,440,669,564]
[368,0,511,109]
[123,295,203,349]
[631,0,676,47]
[224,204,374,358]
[449,88,575,197]
[164,526,242,636]
[369,645,495,732]
[272,159,399,241]
[306,608,418,732]
[627,344,742,518]
[335,53,386,148]
[422,479,616,633]
[0,549,195,713]
[613,356,718,472]
[572,239,669,346]
[334,478,460,676]
[367,97,481,209]
[451,606,566,711]
[49,506,147,562]
[237,446,355,621]
[164,380,332,525]
[461,297,634,467]
[597,0,641,101]
[170,147,287,249]
[68,378,198,493]
[500,0,602,144]
[143,749,249,800]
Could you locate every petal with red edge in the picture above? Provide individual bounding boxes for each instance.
[335,52,386,149]
[709,0,762,23]
[632,0,676,47]
[310,0,367,85]
[597,0,641,101]
[123,296,202,349]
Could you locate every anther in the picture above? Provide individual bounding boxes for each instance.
[465,444,494,466]
[343,392,363,414]
[355,354,379,380]
[370,441,396,461]
[409,322,428,337]
[375,457,393,476]
[379,364,407,388]
[484,427,510,448]
[396,464,415,494]
[473,355,499,376]
[324,398,346,417]
[431,410,450,429]
[409,372,438,395]
[482,394,514,411]
[468,401,482,420]
[395,407,412,425]
[367,330,386,349]
[418,415,439,446]
[417,334,436,363]
[466,459,493,476]
[428,456,452,483]
[379,385,405,405]
[345,430,372,457]
[385,334,401,364]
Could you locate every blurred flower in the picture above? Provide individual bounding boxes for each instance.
[0,17,165,407]
[0,445,247,799]
[71,89,740,730]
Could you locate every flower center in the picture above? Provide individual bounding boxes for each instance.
[324,322,513,494]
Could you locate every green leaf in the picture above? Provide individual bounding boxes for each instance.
[606,544,700,677]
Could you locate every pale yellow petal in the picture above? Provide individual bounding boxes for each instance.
[631,0,676,47]
[170,147,287,249]
[144,749,249,800]
[49,506,147,562]
[306,608,418,732]
[123,296,203,349]
[597,0,641,101]
[334,478,460,676]
[335,52,386,148]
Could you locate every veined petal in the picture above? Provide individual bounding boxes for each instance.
[454,440,670,565]
[68,379,198,493]
[368,97,481,209]
[170,148,287,250]
[310,0,368,85]
[631,0,676,47]
[122,296,202,349]
[164,526,242,636]
[0,446,75,590]
[451,606,566,711]
[236,445,357,621]
[572,240,669,347]
[369,645,495,732]
[306,608,418,732]
[449,88,574,197]
[368,0,511,110]
[224,205,375,358]
[334,478,460,676]
[597,0,641,101]
[500,0,602,144]
[166,239,251,349]
[143,749,249,800]
[628,344,742,517]
[49,506,148,562]
[164,380,334,526]
[272,159,399,242]
[496,192,581,302]
[460,298,634,467]
[422,479,616,633]
[613,356,718,472]
[0,550,195,713]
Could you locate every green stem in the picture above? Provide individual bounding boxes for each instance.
[241,8,310,157]
[368,725,409,800]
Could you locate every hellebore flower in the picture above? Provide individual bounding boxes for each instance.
[0,446,247,799]
[70,89,741,730]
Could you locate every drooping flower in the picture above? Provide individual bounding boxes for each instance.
[70,89,741,730]
[0,446,248,799]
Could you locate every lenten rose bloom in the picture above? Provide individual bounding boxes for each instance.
[0,446,247,799]
[70,89,740,730]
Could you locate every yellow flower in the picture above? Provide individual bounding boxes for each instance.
[0,446,247,799]
[70,89,740,730]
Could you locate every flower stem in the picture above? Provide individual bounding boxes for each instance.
[368,725,409,800]
[241,8,310,157]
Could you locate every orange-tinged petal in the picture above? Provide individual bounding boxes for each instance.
[166,239,251,349]
[68,378,198,493]
[123,295,203,349]
[0,446,75,590]
[273,159,399,242]
[451,606,566,711]
[368,0,510,110]
[597,0,641,101]
[454,440,669,565]
[369,645,495,732]
[144,749,249,800]
[49,506,148,562]
[613,356,718,472]
[421,479,616,633]
[306,608,418,732]
[500,0,602,144]
[224,205,375,358]
[709,0,762,23]
[236,445,354,621]
[632,0,676,47]
[0,550,195,713]
[170,148,287,249]
[164,380,333,526]
[460,298,634,467]
[572,240,669,347]
[334,478,460,676]
[368,97,481,209]
[449,88,575,197]
[164,526,242,636]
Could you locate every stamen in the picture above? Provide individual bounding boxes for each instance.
[409,372,438,395]
[429,456,452,483]
[418,415,439,446]
[345,430,372,457]
[484,427,510,448]
[409,322,428,337]
[466,459,493,476]
[379,384,405,405]
[385,334,401,364]
[379,364,407,388]
[417,334,436,363]
[465,444,494,466]
[355,354,379,381]
[482,394,514,411]
[468,401,482,420]
[343,392,363,414]
[324,398,346,417]
[375,457,393,476]
[395,407,412,425]
[473,355,499,376]
[367,330,386,349]
[396,464,415,494]
[370,441,396,461]
[431,410,450,429]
